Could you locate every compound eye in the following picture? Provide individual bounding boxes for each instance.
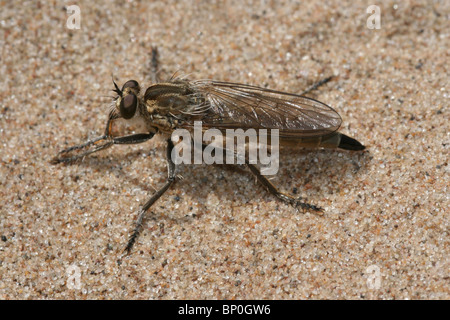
[119,94,137,119]
[122,80,140,93]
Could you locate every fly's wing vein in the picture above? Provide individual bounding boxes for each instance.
[186,80,342,138]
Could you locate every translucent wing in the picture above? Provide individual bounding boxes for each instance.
[187,80,342,138]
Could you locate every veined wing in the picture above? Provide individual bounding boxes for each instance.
[187,80,342,138]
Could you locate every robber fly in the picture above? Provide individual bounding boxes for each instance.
[51,53,365,253]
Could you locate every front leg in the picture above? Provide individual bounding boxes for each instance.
[124,138,177,254]
[51,109,119,164]
[51,110,154,164]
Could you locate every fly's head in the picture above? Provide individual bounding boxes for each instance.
[113,79,141,120]
[112,79,159,134]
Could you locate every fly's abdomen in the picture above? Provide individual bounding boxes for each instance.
[336,133,366,150]
[280,132,365,151]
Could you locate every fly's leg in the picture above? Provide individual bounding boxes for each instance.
[124,138,177,254]
[201,143,323,213]
[51,110,155,164]
[149,46,160,84]
[300,76,333,96]
[51,110,118,164]
[246,163,323,214]
[51,133,155,164]
[51,135,113,164]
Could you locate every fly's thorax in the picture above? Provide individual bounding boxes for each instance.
[145,94,189,116]
[142,82,200,134]
[140,99,180,134]
[144,81,190,100]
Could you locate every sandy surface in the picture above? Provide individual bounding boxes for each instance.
[0,0,448,299]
